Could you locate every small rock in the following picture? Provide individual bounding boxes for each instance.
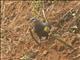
[42,50,48,56]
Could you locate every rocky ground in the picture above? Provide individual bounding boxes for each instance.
[1,1,80,60]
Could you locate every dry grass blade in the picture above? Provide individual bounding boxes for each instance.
[29,28,40,45]
[51,33,74,49]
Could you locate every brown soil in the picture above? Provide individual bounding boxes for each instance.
[1,1,80,60]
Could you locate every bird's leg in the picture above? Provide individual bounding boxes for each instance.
[45,35,49,41]
[39,36,42,41]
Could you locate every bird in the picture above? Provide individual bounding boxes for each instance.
[30,17,51,40]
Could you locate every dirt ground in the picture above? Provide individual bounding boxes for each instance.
[1,1,80,60]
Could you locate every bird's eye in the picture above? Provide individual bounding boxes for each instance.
[32,19,36,22]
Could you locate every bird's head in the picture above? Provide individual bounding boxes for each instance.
[30,17,38,23]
